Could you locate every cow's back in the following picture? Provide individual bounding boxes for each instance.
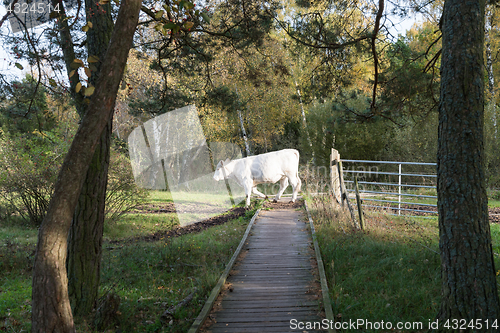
[247,149,299,184]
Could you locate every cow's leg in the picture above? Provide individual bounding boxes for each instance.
[243,181,252,207]
[252,187,267,199]
[273,177,289,202]
[288,174,302,202]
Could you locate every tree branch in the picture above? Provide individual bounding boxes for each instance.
[370,0,385,111]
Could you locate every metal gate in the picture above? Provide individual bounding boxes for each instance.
[330,149,438,217]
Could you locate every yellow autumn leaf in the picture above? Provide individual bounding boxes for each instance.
[88,55,99,63]
[71,59,84,69]
[155,10,164,19]
[85,86,95,96]
[69,70,76,77]
[75,82,82,93]
[84,67,91,78]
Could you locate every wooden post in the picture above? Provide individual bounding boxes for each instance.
[337,160,346,207]
[337,160,357,227]
[354,176,365,230]
[330,149,341,203]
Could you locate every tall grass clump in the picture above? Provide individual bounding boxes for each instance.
[307,195,441,332]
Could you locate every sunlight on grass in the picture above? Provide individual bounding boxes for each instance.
[489,199,500,208]
[98,210,254,332]
[104,213,179,240]
[149,190,174,203]
[307,194,500,332]
[306,196,440,331]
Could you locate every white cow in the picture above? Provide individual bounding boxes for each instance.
[213,149,302,206]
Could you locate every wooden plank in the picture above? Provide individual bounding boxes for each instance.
[214,314,321,322]
[223,294,315,302]
[215,300,318,308]
[216,306,318,313]
[222,289,310,296]
[211,321,321,328]
[192,204,329,333]
[228,272,312,278]
[209,324,324,333]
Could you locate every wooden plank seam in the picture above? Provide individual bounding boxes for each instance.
[188,208,261,333]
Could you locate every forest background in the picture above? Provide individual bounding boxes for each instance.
[2,0,500,192]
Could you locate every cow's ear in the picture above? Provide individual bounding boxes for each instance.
[224,158,230,164]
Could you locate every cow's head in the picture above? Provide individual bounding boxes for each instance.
[213,158,231,181]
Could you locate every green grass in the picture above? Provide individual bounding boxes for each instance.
[149,190,174,203]
[95,209,255,332]
[149,190,244,206]
[0,223,35,333]
[0,191,259,332]
[307,195,500,332]
[489,199,500,208]
[104,213,179,240]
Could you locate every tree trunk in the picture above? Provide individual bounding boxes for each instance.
[31,0,141,330]
[66,0,114,317]
[67,119,112,316]
[437,0,500,329]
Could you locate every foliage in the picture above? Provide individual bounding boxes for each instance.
[300,95,394,166]
[279,0,375,103]
[378,22,441,118]
[0,75,57,135]
[105,149,150,224]
[0,129,70,225]
[0,128,150,227]
[384,112,439,163]
[198,37,302,154]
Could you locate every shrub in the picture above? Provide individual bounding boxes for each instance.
[0,130,68,225]
[105,149,149,224]
[0,128,148,226]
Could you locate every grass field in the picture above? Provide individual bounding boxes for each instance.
[1,189,499,332]
[0,192,259,332]
[307,195,500,332]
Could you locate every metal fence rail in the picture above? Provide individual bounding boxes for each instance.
[341,159,438,217]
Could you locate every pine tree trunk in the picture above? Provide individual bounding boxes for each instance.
[437,0,500,329]
[67,118,112,316]
[66,0,114,317]
[31,0,141,330]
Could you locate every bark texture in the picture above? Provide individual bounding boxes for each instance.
[67,119,111,316]
[66,0,114,316]
[437,0,500,329]
[31,0,141,330]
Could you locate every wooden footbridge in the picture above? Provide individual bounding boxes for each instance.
[188,199,334,333]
